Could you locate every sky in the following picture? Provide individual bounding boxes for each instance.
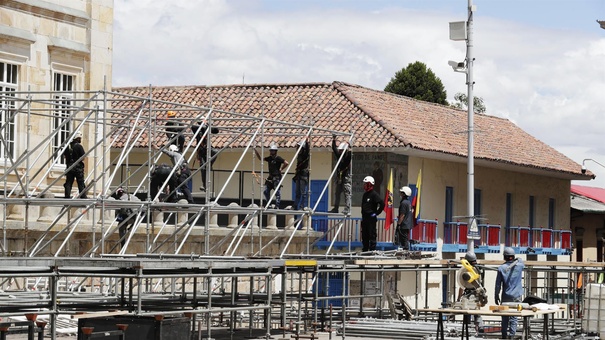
[113,0,605,187]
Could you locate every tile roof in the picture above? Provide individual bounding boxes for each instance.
[111,81,587,177]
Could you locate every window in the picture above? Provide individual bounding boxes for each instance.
[548,198,555,229]
[0,62,18,160]
[528,195,535,227]
[474,188,482,217]
[52,73,74,165]
[445,186,453,223]
[505,193,512,228]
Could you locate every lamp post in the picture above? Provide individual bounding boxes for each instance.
[582,158,605,175]
[449,0,480,251]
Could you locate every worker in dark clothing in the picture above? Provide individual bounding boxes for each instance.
[396,186,413,250]
[293,137,310,210]
[150,163,178,203]
[63,131,87,199]
[113,187,135,248]
[495,247,525,339]
[254,144,289,209]
[191,120,219,191]
[360,176,385,251]
[164,111,186,153]
[161,144,193,203]
[330,136,352,214]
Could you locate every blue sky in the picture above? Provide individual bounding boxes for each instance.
[113,0,605,187]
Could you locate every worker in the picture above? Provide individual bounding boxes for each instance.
[330,135,352,214]
[254,144,288,209]
[191,120,219,191]
[149,163,178,203]
[113,187,135,248]
[161,144,193,203]
[63,131,88,199]
[495,247,525,339]
[396,186,413,250]
[293,137,310,210]
[164,111,186,153]
[360,176,384,252]
[457,252,485,333]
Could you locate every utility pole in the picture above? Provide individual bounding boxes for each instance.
[449,0,480,251]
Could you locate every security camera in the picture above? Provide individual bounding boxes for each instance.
[448,60,466,72]
[581,165,587,174]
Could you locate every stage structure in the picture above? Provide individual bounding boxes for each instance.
[0,88,354,259]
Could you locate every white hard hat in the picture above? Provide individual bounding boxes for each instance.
[168,144,178,152]
[74,131,83,138]
[400,186,412,196]
[363,176,375,185]
[269,144,278,151]
[338,142,348,150]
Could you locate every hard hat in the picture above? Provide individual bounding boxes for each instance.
[116,187,125,196]
[363,176,375,185]
[503,247,515,257]
[400,186,412,196]
[167,110,176,118]
[269,144,278,151]
[168,144,178,152]
[338,142,348,150]
[74,131,83,139]
[465,252,477,262]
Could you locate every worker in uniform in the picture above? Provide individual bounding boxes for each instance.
[161,144,193,203]
[150,163,178,203]
[63,131,88,199]
[330,136,352,214]
[113,187,135,248]
[191,120,219,191]
[457,252,485,333]
[164,111,186,153]
[360,176,384,252]
[293,137,310,210]
[396,186,413,250]
[255,144,288,209]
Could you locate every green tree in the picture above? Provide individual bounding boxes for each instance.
[384,61,448,105]
[451,92,487,114]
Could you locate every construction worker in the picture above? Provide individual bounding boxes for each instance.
[330,135,352,214]
[164,111,186,153]
[149,163,178,203]
[293,137,310,210]
[360,176,384,252]
[161,144,193,203]
[396,186,413,250]
[495,247,525,339]
[191,120,219,191]
[63,131,87,199]
[457,252,485,333]
[255,144,288,209]
[113,187,135,248]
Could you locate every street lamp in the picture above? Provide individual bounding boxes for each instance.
[449,0,479,251]
[582,158,605,177]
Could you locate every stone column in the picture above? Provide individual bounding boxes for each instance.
[227,202,239,229]
[177,199,189,225]
[248,203,259,230]
[266,213,277,230]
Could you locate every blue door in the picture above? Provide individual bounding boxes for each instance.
[310,180,328,234]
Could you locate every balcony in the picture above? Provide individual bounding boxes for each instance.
[441,222,572,255]
[313,217,438,252]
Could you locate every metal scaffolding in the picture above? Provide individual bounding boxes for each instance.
[0,88,354,258]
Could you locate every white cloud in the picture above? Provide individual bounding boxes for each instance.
[113,1,605,187]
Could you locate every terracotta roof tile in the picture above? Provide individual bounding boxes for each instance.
[111,81,585,177]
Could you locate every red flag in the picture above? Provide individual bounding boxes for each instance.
[384,169,394,230]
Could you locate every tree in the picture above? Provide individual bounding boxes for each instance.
[451,92,487,114]
[384,61,448,105]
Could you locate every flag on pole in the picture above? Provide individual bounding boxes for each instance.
[384,169,394,230]
[412,169,422,227]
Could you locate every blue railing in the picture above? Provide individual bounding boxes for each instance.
[313,217,438,251]
[442,222,571,255]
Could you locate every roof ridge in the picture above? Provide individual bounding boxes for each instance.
[113,82,333,91]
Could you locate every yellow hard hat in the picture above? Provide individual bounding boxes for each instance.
[167,111,176,118]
